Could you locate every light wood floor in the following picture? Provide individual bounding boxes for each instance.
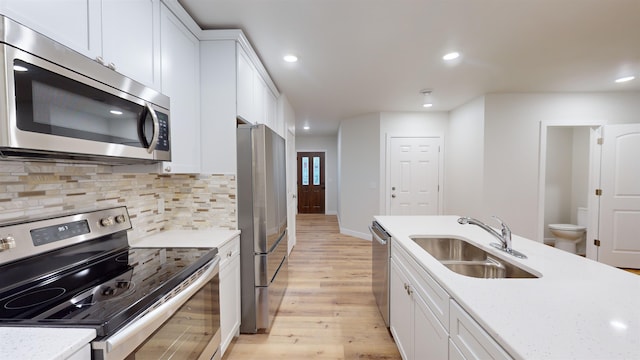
[223,214,401,360]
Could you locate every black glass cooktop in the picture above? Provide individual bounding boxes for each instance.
[0,232,216,337]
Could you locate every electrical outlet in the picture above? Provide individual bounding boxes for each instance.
[157,198,165,214]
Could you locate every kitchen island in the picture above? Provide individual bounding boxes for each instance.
[375,215,640,360]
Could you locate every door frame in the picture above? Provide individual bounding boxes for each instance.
[296,149,327,214]
[536,119,603,260]
[384,134,444,215]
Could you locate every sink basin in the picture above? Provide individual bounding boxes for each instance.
[411,237,490,262]
[410,237,538,279]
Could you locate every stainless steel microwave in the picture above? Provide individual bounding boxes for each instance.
[0,15,170,164]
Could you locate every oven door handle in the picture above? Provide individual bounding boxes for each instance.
[92,257,220,360]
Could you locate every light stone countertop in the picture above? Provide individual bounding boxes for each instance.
[0,327,95,360]
[129,228,240,249]
[374,215,640,360]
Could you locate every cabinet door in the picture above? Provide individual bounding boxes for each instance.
[0,0,101,58]
[449,339,467,360]
[220,253,241,355]
[65,343,91,360]
[450,300,512,360]
[236,46,255,123]
[101,0,161,89]
[390,258,413,360]
[265,87,278,134]
[159,4,200,173]
[414,292,448,360]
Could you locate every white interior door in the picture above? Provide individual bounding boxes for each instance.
[388,137,441,215]
[597,123,640,268]
[286,129,297,254]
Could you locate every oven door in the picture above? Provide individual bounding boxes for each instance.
[92,257,221,360]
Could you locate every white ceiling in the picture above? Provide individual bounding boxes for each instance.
[178,0,640,136]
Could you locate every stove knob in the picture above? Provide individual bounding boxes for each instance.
[0,236,15,251]
[100,217,114,227]
[114,215,126,224]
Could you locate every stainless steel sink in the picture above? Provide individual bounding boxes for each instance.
[410,237,538,279]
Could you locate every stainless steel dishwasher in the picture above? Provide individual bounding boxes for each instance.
[370,221,391,327]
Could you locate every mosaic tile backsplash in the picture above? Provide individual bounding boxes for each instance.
[0,160,236,243]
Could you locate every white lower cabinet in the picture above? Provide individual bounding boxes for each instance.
[390,256,448,360]
[449,300,511,360]
[219,235,241,356]
[449,339,466,360]
[390,258,413,359]
[66,343,90,360]
[390,240,512,360]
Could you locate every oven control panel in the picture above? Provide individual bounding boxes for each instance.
[0,206,132,264]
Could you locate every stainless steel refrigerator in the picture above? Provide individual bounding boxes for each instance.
[236,123,288,333]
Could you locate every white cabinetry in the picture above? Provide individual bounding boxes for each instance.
[236,45,279,130]
[158,3,200,173]
[0,0,161,90]
[200,30,280,174]
[449,301,511,360]
[66,344,91,360]
[390,240,513,360]
[219,235,241,356]
[101,0,161,90]
[390,244,448,360]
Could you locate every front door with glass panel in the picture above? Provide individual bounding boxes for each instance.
[297,152,325,214]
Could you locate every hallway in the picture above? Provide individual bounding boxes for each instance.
[223,214,401,359]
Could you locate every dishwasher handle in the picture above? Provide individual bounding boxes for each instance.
[369,223,390,245]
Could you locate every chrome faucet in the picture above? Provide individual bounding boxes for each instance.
[457,216,527,259]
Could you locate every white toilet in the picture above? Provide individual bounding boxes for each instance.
[548,207,588,254]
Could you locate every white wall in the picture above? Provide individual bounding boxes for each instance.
[444,97,485,218]
[338,113,380,239]
[571,127,590,223]
[483,92,640,241]
[379,112,449,215]
[544,127,574,239]
[279,94,297,253]
[296,135,338,214]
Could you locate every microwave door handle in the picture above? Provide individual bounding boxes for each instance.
[144,102,160,153]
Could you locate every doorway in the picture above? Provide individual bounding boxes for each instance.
[297,151,325,214]
[538,122,640,268]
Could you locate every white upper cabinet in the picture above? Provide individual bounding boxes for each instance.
[102,0,161,90]
[0,0,161,90]
[0,0,101,57]
[159,3,200,173]
[235,43,279,133]
[236,46,255,123]
[200,30,280,174]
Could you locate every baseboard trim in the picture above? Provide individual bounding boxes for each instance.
[340,227,371,241]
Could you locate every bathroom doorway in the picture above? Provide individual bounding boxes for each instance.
[537,123,601,256]
[539,122,640,268]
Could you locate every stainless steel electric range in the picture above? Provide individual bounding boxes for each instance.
[0,206,221,360]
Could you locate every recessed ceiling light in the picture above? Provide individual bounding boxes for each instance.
[303,125,310,130]
[284,55,298,63]
[443,52,460,61]
[615,76,635,83]
[420,89,433,108]
[110,110,123,115]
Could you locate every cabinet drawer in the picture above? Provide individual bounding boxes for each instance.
[219,236,240,267]
[391,240,450,330]
[450,300,512,360]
